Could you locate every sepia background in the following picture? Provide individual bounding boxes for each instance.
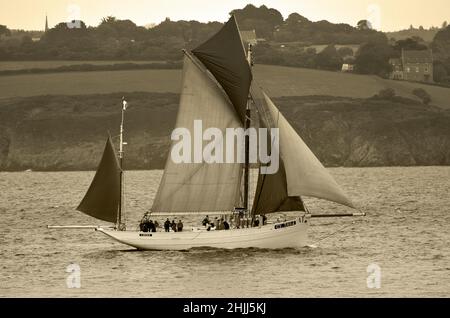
[0,1,449,297]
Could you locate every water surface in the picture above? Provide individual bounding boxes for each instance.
[0,167,449,297]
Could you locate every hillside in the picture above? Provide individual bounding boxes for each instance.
[1,65,449,109]
[386,29,438,43]
[0,92,449,171]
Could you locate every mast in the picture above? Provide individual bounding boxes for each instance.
[117,97,127,230]
[243,44,253,213]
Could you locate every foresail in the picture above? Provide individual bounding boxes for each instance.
[77,137,121,223]
[151,54,243,213]
[192,16,252,123]
[252,160,306,215]
[251,86,305,215]
[262,92,355,209]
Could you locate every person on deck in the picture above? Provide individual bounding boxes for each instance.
[139,213,149,232]
[223,220,230,230]
[202,215,210,227]
[148,220,155,232]
[171,220,177,232]
[164,218,171,232]
[218,218,224,230]
[214,217,219,229]
[177,220,183,232]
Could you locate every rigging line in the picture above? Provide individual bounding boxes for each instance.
[311,221,356,246]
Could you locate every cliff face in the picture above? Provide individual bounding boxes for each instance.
[0,93,449,171]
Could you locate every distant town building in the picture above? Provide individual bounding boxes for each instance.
[389,49,433,83]
[239,30,258,46]
[341,63,355,72]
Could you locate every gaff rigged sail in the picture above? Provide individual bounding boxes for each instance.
[192,16,252,123]
[150,54,243,213]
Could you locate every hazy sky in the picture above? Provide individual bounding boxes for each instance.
[1,0,449,31]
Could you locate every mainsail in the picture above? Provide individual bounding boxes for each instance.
[253,92,355,210]
[152,16,252,213]
[192,16,252,123]
[77,136,121,222]
[150,54,243,212]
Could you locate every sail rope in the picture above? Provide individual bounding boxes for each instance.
[311,221,356,246]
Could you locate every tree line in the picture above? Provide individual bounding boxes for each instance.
[1,4,449,84]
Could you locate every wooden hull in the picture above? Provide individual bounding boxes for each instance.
[97,217,308,250]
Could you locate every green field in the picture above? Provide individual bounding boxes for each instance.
[1,64,449,108]
[0,60,160,71]
[0,69,181,98]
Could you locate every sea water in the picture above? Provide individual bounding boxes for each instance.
[0,167,449,297]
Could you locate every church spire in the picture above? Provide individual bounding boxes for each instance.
[45,14,49,32]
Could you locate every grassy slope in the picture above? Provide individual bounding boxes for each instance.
[0,93,449,170]
[1,64,449,109]
[0,60,161,71]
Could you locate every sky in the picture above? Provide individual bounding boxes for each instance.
[0,0,449,31]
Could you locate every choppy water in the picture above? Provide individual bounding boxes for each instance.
[0,167,449,297]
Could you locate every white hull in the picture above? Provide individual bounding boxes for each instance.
[97,217,308,250]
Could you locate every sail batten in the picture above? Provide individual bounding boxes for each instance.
[77,137,121,223]
[151,54,243,213]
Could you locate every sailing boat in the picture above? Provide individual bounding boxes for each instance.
[49,16,364,250]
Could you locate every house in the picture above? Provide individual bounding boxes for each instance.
[341,63,355,72]
[389,49,433,83]
[389,58,403,80]
[239,30,258,46]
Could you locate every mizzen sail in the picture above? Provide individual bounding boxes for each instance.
[151,54,243,213]
[77,136,121,222]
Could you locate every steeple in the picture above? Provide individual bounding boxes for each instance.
[45,14,49,32]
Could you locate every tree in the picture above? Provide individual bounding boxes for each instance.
[355,41,394,76]
[412,88,432,105]
[442,21,448,29]
[433,60,448,82]
[357,20,371,30]
[0,24,11,37]
[337,46,354,58]
[231,4,283,39]
[315,45,343,70]
[393,38,428,54]
[432,25,450,58]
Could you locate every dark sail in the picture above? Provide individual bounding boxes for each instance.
[192,15,252,123]
[77,137,121,223]
[252,147,305,215]
[252,89,355,210]
[251,85,305,215]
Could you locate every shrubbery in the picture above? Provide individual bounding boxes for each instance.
[412,88,432,105]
